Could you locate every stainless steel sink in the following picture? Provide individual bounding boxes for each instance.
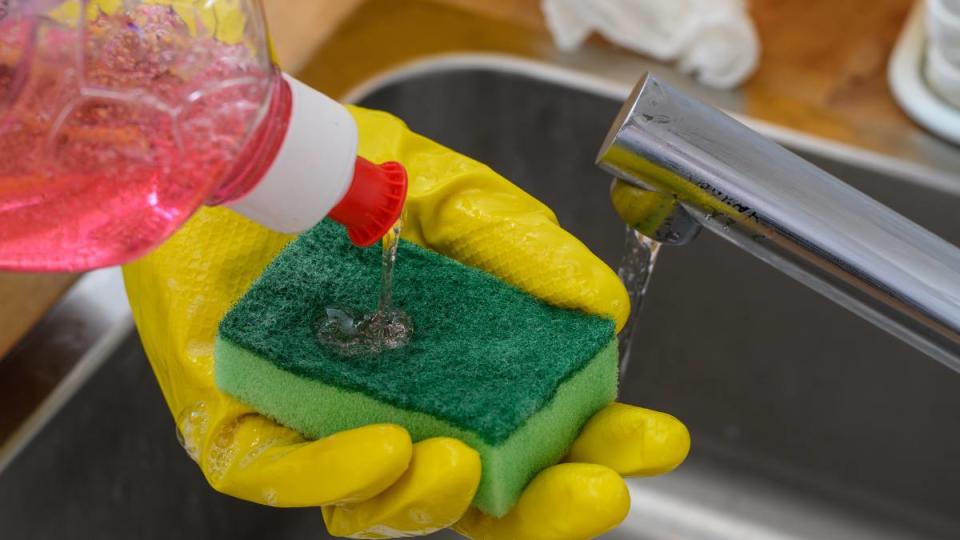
[351,59,960,539]
[2,58,960,539]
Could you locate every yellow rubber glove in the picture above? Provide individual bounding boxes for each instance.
[123,106,689,539]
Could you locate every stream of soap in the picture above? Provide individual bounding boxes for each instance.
[377,215,402,313]
[617,227,661,377]
[316,214,413,356]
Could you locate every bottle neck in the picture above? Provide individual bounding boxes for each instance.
[210,74,408,244]
[207,70,293,205]
[222,74,361,234]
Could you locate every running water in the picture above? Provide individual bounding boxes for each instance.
[616,226,661,376]
[316,214,413,356]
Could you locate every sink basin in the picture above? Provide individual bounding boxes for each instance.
[352,59,960,539]
[2,58,960,539]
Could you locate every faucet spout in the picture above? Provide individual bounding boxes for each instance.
[597,74,960,372]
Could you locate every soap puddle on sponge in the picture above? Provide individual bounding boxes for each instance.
[316,211,413,356]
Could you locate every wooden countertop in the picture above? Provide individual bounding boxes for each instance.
[265,0,917,141]
[0,0,930,359]
[0,273,77,358]
[747,0,914,143]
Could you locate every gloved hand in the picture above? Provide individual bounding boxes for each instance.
[123,106,690,539]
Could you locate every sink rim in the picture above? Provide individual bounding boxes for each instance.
[0,268,131,476]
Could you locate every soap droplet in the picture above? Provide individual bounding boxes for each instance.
[175,425,186,448]
[176,401,208,463]
[204,417,241,484]
[324,307,362,337]
[262,489,279,507]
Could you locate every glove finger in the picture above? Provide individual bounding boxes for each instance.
[323,438,481,538]
[197,414,413,507]
[567,402,690,477]
[454,463,629,540]
[426,194,630,332]
[123,207,293,416]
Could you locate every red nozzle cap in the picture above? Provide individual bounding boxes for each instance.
[329,157,408,247]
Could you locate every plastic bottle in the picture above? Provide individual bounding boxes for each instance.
[0,0,407,271]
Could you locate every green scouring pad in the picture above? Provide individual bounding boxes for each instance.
[215,220,618,517]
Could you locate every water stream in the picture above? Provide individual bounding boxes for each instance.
[616,226,662,376]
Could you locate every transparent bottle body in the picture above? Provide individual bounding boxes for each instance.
[0,0,282,270]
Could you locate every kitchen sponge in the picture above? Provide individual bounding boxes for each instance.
[215,220,618,516]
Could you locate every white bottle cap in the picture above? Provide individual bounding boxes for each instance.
[228,74,358,233]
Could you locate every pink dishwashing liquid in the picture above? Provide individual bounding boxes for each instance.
[0,1,407,271]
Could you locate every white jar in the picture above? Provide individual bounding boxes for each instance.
[927,0,960,107]
[928,0,960,62]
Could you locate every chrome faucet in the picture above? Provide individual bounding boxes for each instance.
[597,74,960,372]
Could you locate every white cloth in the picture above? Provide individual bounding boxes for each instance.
[542,0,760,89]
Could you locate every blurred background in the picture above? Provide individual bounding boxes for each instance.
[2,1,960,538]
